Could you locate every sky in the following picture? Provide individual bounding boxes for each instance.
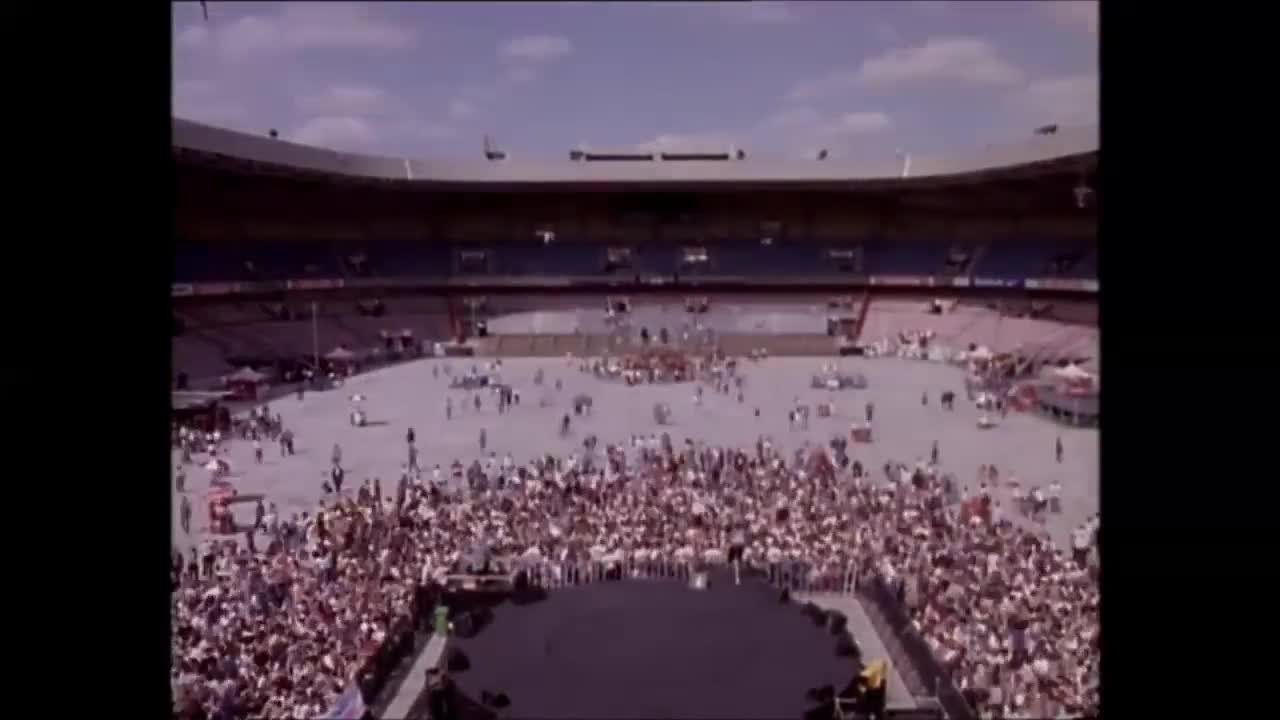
[172,1,1097,162]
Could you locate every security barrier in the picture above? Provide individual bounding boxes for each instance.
[512,557,857,596]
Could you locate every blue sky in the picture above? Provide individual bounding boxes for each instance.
[172,1,1097,162]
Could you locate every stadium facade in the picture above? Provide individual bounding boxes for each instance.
[174,118,1097,382]
[175,118,1096,296]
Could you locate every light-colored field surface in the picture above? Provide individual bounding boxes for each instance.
[171,356,1098,552]
[487,302,832,335]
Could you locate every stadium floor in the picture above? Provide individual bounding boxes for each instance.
[171,356,1099,552]
[439,567,857,720]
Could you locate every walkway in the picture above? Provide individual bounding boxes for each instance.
[794,593,918,711]
[378,634,449,719]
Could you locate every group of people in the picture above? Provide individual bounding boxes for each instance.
[171,349,1098,720]
[588,349,700,384]
[172,421,1099,720]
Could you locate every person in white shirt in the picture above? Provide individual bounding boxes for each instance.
[1071,525,1090,568]
[1024,487,1043,522]
[1048,480,1063,513]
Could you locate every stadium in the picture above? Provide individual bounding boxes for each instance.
[172,102,1098,720]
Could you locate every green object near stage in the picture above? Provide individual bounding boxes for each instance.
[434,606,450,636]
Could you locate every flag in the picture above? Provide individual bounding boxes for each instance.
[200,1,209,22]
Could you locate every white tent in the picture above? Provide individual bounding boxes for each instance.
[970,346,994,361]
[325,347,357,362]
[1054,364,1093,380]
[224,366,269,384]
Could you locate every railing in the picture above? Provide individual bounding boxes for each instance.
[329,559,863,717]
[341,559,981,720]
[349,586,435,716]
[858,576,977,720]
[512,557,858,596]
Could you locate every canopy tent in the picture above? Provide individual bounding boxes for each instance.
[224,367,269,384]
[206,485,236,503]
[325,347,358,362]
[172,391,232,432]
[224,366,271,400]
[172,390,234,411]
[222,492,264,506]
[1054,363,1094,380]
[969,346,994,361]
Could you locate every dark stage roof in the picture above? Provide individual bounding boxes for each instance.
[438,568,858,720]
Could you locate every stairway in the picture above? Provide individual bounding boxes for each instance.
[855,590,929,697]
[445,295,462,341]
[794,593,922,712]
[852,289,873,343]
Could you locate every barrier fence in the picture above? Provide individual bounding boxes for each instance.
[513,557,858,596]
[335,559,975,720]
[858,575,977,720]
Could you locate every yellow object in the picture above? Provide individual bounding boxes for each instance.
[861,659,887,689]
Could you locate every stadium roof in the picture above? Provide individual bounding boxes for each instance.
[174,118,1097,188]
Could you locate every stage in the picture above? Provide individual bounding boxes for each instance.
[434,568,861,720]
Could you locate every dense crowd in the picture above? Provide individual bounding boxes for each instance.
[171,406,1099,719]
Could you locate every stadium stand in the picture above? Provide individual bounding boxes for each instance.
[172,116,1098,720]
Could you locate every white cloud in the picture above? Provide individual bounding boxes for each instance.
[762,107,892,137]
[291,86,459,151]
[499,34,574,63]
[633,132,738,153]
[296,85,392,118]
[173,80,250,127]
[405,123,458,142]
[831,111,893,134]
[788,37,1024,100]
[637,107,894,159]
[292,116,379,150]
[857,37,1024,88]
[450,62,544,122]
[1044,1,1098,36]
[208,3,415,63]
[1009,74,1098,126]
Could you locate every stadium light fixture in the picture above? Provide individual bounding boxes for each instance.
[483,135,507,161]
[1073,166,1094,209]
[1073,185,1093,209]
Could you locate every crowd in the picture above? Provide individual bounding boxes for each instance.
[172,425,1099,719]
